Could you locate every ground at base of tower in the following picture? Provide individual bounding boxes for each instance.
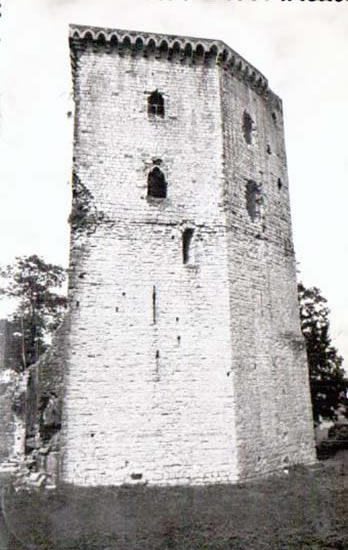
[1,450,348,550]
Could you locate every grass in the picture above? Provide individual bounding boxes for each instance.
[2,451,348,550]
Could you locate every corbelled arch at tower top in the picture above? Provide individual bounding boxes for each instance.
[54,24,317,487]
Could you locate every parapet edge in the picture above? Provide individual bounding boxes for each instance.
[69,24,281,104]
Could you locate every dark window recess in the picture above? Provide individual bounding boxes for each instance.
[277,178,283,190]
[147,167,167,198]
[242,111,253,145]
[245,180,262,222]
[148,90,164,118]
[183,228,194,264]
[155,350,160,376]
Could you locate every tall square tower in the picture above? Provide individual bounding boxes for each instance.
[61,25,316,486]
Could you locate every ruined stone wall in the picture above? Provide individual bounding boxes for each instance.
[0,320,26,468]
[61,41,239,486]
[0,320,6,371]
[220,69,316,477]
[23,318,69,484]
[0,320,22,372]
[0,369,18,464]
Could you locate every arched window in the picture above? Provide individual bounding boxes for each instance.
[147,167,167,198]
[148,90,164,118]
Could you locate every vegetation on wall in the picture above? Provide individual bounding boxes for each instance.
[298,282,347,425]
[69,172,113,235]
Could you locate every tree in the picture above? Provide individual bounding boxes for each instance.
[0,255,67,369]
[298,282,347,425]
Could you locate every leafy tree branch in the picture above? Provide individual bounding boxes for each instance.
[0,255,67,369]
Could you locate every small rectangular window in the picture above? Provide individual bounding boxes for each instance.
[148,90,164,118]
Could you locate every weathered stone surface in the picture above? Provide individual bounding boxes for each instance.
[0,370,18,465]
[0,320,23,373]
[22,319,69,486]
[55,26,316,487]
[0,369,27,470]
[0,320,27,475]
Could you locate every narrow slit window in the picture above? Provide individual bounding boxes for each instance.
[242,111,253,145]
[182,228,194,264]
[147,167,167,199]
[148,90,164,118]
[152,285,156,324]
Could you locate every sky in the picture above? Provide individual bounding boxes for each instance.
[1,0,348,363]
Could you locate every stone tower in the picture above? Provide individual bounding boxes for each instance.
[62,24,316,486]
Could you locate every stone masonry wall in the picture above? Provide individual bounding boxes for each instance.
[59,29,316,487]
[0,320,25,468]
[0,369,18,465]
[25,319,69,480]
[220,69,316,477]
[0,320,23,373]
[60,44,239,486]
[0,320,6,371]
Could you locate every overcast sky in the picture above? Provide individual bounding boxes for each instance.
[1,0,348,363]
